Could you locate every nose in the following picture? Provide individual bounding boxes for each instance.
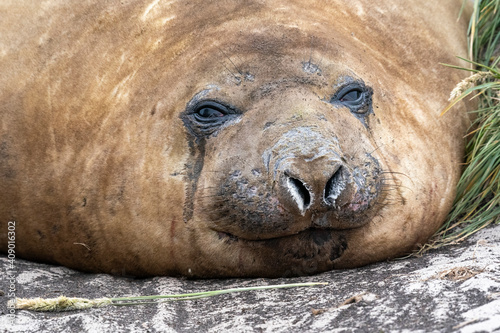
[324,165,346,206]
[284,165,346,214]
[285,175,312,213]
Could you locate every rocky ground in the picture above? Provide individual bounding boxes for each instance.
[1,225,499,333]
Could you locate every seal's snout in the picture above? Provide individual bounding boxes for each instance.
[257,124,382,232]
[283,164,347,214]
[204,124,382,240]
[264,126,358,216]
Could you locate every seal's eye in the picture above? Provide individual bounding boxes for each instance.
[193,101,228,122]
[339,89,363,105]
[183,99,240,137]
[331,82,372,116]
[336,86,365,108]
[197,107,224,118]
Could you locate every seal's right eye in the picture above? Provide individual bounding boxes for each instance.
[183,99,240,137]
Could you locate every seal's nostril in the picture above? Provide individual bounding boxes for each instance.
[286,177,312,213]
[324,166,346,206]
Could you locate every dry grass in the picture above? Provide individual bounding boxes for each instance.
[433,266,484,281]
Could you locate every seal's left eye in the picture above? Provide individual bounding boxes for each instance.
[193,102,228,122]
[338,88,364,107]
[330,83,372,117]
[197,107,224,118]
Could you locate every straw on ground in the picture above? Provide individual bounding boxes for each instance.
[9,282,328,312]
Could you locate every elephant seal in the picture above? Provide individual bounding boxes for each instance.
[0,0,471,277]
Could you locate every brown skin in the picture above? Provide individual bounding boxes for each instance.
[0,0,471,277]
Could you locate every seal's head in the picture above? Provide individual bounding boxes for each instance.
[169,1,471,276]
[0,0,472,277]
[181,65,383,276]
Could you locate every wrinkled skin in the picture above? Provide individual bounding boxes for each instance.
[0,0,471,277]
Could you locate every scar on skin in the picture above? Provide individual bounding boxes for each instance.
[74,242,91,251]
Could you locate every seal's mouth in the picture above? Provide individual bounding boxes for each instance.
[215,226,349,243]
[212,225,349,277]
[211,213,369,243]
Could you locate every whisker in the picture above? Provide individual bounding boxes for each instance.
[379,171,413,183]
[218,47,243,75]
[369,144,385,155]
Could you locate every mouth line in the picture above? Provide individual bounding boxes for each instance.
[215,226,343,242]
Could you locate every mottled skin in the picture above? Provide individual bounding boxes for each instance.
[0,0,471,277]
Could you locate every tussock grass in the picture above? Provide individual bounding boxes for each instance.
[421,0,500,252]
